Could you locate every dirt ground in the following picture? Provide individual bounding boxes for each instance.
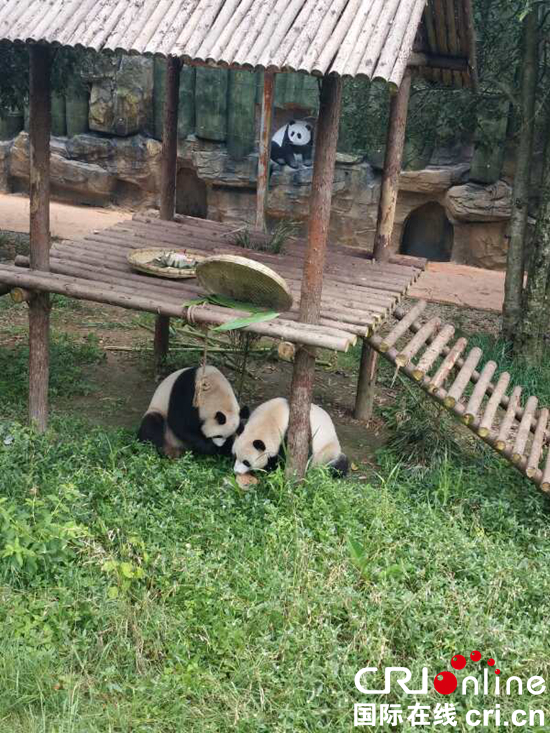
[0,195,505,471]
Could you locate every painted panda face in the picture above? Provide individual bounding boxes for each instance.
[233,438,270,474]
[287,121,312,147]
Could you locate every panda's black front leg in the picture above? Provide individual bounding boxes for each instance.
[302,143,313,167]
[180,430,222,457]
[284,150,299,169]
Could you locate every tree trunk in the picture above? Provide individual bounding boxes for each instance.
[156,56,180,372]
[28,45,51,433]
[518,107,550,364]
[502,9,538,342]
[285,75,343,480]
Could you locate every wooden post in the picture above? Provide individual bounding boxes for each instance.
[156,55,180,373]
[373,70,412,263]
[28,44,51,433]
[255,72,275,232]
[355,71,412,421]
[285,75,342,480]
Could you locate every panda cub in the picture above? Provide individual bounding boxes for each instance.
[232,397,348,477]
[270,120,314,169]
[138,365,248,459]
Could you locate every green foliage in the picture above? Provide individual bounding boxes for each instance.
[0,332,103,404]
[0,414,549,730]
[233,220,298,255]
[182,294,279,332]
[0,44,88,111]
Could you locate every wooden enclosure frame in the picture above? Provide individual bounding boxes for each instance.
[0,0,478,479]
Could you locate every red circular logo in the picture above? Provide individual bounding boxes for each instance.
[434,671,458,695]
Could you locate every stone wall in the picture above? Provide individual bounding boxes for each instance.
[0,53,522,271]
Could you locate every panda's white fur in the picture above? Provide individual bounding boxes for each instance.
[232,397,348,476]
[138,365,244,458]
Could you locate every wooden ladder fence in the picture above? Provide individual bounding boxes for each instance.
[367,300,550,493]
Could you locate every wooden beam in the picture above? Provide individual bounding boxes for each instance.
[373,70,412,263]
[255,72,275,232]
[353,341,378,421]
[463,0,479,91]
[159,56,180,220]
[285,74,343,479]
[28,44,51,433]
[408,52,469,71]
[356,70,412,422]
[157,55,181,372]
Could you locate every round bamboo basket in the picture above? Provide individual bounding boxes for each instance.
[196,255,293,311]
[128,248,202,279]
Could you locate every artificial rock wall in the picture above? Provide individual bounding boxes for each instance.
[0,55,519,271]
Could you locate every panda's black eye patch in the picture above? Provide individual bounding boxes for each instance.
[215,411,226,425]
[297,132,302,140]
[243,460,251,468]
[253,439,266,453]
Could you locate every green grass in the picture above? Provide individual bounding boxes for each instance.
[1,326,550,730]
[0,332,103,406]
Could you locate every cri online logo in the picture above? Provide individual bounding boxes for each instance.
[355,650,546,697]
[434,650,500,695]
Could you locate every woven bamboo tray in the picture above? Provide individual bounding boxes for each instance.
[128,247,202,279]
[196,255,293,311]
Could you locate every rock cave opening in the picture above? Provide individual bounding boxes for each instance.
[400,202,454,262]
[176,168,208,219]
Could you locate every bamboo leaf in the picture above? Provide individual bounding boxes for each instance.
[213,311,279,332]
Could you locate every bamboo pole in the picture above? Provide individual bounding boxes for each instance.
[428,338,468,394]
[443,347,483,409]
[541,445,550,492]
[463,360,497,425]
[512,396,538,463]
[527,409,549,478]
[13,254,367,339]
[392,305,542,435]
[412,324,455,380]
[0,267,356,352]
[286,74,343,479]
[478,372,511,438]
[379,300,427,352]
[156,55,181,373]
[256,71,274,231]
[395,317,441,368]
[496,387,522,451]
[367,333,544,488]
[28,44,51,434]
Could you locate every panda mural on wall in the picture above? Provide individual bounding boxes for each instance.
[270,120,314,169]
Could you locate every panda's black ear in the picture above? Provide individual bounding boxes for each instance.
[288,119,295,125]
[306,123,312,131]
[253,439,266,453]
[240,406,250,420]
[215,411,227,425]
[236,423,245,435]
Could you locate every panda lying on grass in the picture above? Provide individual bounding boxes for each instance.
[137,367,347,480]
[137,365,248,459]
[232,397,349,478]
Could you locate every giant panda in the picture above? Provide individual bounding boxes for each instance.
[232,397,348,477]
[137,365,248,459]
[270,120,314,169]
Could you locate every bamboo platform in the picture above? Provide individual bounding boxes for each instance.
[0,213,424,353]
[369,301,550,493]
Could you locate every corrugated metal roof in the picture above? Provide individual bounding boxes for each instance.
[0,0,475,89]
